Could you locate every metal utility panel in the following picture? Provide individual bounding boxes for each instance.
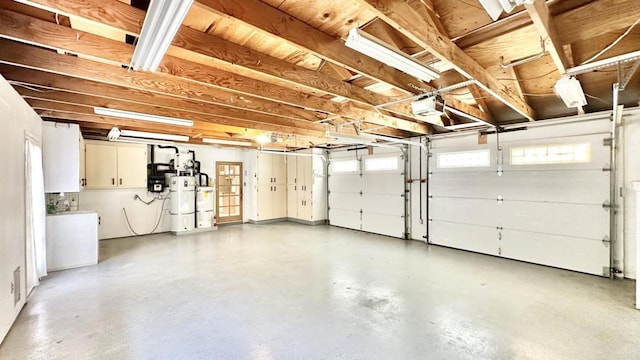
[428,117,611,276]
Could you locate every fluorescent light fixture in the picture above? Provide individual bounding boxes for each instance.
[345,28,440,82]
[479,0,534,21]
[94,107,193,127]
[107,127,121,141]
[554,76,587,108]
[203,138,253,147]
[120,129,189,142]
[445,122,487,130]
[130,0,194,72]
[256,134,272,144]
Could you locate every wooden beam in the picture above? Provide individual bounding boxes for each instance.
[0,65,316,128]
[0,7,342,115]
[355,0,536,121]
[525,0,569,74]
[195,0,421,94]
[1,5,431,135]
[25,97,329,138]
[467,84,494,121]
[19,0,421,92]
[0,39,332,123]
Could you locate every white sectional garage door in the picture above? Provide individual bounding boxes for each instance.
[329,148,405,238]
[429,118,612,276]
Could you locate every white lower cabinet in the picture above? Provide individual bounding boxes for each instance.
[46,211,98,271]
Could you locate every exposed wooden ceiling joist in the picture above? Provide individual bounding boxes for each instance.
[354,0,536,121]
[525,0,570,75]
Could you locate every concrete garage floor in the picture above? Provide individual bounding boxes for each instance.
[1,223,638,359]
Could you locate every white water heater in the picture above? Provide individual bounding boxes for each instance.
[170,176,195,232]
[196,186,216,228]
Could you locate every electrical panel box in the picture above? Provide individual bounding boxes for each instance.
[148,175,165,193]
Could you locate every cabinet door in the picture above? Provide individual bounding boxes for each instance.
[42,122,81,193]
[117,145,147,188]
[287,184,298,218]
[298,156,313,195]
[85,143,118,188]
[272,155,286,185]
[286,155,297,185]
[272,183,287,218]
[257,184,273,220]
[79,135,86,190]
[257,153,273,185]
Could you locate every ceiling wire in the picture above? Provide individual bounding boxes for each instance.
[580,17,640,65]
[585,93,612,105]
[8,81,55,93]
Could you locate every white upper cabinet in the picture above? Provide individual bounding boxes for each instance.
[42,122,85,193]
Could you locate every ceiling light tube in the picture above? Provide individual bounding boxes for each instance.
[120,129,189,142]
[345,28,440,82]
[94,107,193,127]
[553,76,587,108]
[130,0,195,72]
[202,138,253,147]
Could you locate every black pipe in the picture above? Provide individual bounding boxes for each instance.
[198,173,209,187]
[157,145,179,153]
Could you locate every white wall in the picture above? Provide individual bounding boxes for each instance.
[79,143,256,239]
[622,110,640,279]
[0,75,42,343]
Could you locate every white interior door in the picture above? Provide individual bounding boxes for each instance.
[429,118,612,276]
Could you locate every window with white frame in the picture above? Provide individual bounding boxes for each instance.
[330,159,358,173]
[510,143,591,165]
[437,149,491,168]
[364,156,399,172]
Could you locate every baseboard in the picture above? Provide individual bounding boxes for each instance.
[287,218,328,226]
[247,218,288,225]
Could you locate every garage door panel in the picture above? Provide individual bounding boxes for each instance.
[430,172,502,199]
[328,175,361,193]
[430,197,501,226]
[362,194,404,216]
[430,221,499,256]
[428,118,611,276]
[329,193,361,211]
[329,209,360,230]
[362,174,404,192]
[501,202,608,240]
[501,230,609,276]
[362,213,404,238]
[497,170,609,204]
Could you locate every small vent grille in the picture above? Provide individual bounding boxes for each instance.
[13,266,20,305]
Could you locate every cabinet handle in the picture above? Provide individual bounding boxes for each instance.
[112,178,115,185]
[119,178,122,185]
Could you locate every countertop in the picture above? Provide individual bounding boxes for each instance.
[47,210,97,217]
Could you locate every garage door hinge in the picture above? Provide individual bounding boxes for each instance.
[602,235,610,247]
[498,247,502,255]
[603,138,612,146]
